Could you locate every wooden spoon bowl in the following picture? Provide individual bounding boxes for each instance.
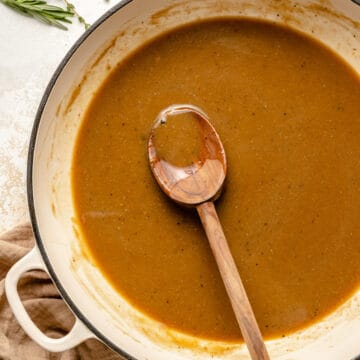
[148,104,226,205]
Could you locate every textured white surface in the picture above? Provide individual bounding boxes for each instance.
[0,1,114,233]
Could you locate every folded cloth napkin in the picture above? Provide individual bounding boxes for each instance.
[0,223,122,360]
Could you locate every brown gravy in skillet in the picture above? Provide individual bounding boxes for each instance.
[72,19,360,342]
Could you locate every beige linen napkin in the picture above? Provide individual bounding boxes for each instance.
[0,223,122,360]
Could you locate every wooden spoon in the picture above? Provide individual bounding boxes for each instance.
[148,104,270,360]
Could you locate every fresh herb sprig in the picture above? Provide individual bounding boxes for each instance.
[0,0,88,30]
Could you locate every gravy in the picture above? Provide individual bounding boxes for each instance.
[72,19,360,342]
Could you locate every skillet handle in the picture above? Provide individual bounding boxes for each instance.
[5,247,94,352]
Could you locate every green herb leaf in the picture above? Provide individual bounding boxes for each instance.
[0,0,89,30]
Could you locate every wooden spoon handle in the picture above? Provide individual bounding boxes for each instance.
[197,201,270,360]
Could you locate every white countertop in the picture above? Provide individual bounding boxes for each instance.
[0,1,115,233]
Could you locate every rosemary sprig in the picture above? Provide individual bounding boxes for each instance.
[0,0,88,30]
